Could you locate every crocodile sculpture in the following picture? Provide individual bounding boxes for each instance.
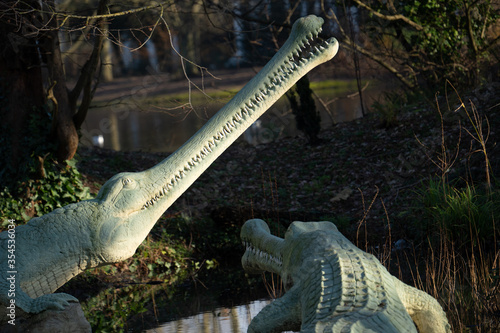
[241,219,451,333]
[0,15,338,314]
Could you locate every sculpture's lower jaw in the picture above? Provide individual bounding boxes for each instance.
[241,219,285,275]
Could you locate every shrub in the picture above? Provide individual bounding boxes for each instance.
[0,155,91,227]
[418,178,499,247]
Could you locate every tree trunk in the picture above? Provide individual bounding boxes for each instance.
[0,1,46,178]
[39,19,79,161]
[101,24,114,82]
[0,0,109,185]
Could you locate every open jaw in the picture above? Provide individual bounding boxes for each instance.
[241,219,285,274]
[141,15,339,212]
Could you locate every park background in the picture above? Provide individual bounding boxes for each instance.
[1,1,499,331]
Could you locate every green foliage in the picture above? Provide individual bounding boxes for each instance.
[29,158,92,216]
[0,155,92,225]
[133,232,193,281]
[0,189,30,223]
[366,0,499,89]
[0,94,92,224]
[417,178,500,247]
[82,285,150,333]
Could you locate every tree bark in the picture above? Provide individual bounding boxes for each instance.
[0,1,46,176]
[38,8,79,161]
[70,0,110,130]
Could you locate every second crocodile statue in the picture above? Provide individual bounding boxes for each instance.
[0,16,339,314]
[241,219,451,333]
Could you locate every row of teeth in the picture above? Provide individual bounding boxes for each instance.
[243,241,283,267]
[143,27,328,210]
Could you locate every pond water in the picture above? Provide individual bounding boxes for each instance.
[81,74,385,153]
[146,299,295,333]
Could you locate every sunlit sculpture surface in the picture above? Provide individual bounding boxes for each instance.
[241,219,451,333]
[0,15,338,314]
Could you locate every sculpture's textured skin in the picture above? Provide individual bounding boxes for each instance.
[0,303,91,333]
[241,219,451,333]
[0,16,338,314]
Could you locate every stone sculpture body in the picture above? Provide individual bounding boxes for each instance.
[241,219,451,333]
[0,16,338,314]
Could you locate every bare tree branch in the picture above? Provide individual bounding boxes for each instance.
[324,5,417,89]
[351,0,424,31]
[51,2,168,21]
[71,0,110,129]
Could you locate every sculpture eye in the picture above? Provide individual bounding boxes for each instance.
[122,178,133,188]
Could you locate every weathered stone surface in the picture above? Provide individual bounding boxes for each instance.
[0,302,91,333]
[241,219,451,333]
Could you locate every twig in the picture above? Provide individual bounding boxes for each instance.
[351,0,424,31]
[324,6,417,89]
[356,186,379,250]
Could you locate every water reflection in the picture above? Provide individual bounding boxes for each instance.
[82,78,385,153]
[147,299,274,333]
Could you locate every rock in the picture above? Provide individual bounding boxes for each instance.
[0,302,91,333]
[393,239,411,251]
